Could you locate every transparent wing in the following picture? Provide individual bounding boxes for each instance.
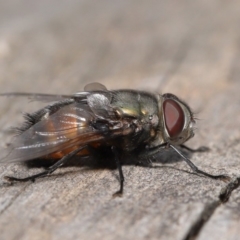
[0,82,108,102]
[0,103,87,162]
[84,82,107,91]
[0,101,129,163]
[0,92,74,102]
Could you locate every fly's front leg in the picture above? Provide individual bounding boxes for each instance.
[170,145,231,182]
[4,146,86,183]
[111,146,124,196]
[180,144,210,152]
[139,143,230,182]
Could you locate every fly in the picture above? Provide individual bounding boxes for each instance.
[0,82,230,195]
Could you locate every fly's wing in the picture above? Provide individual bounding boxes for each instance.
[0,92,74,102]
[0,83,108,102]
[84,82,107,91]
[0,103,92,162]
[0,93,133,163]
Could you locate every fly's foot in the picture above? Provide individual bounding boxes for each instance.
[216,174,231,182]
[112,190,123,198]
[4,175,35,183]
[195,146,210,152]
[4,176,20,182]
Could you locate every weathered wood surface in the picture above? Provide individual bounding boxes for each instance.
[0,1,240,240]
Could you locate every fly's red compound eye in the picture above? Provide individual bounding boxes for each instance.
[163,99,184,138]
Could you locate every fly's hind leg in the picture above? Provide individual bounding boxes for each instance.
[4,146,86,183]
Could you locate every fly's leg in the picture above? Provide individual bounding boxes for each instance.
[180,144,210,152]
[4,146,86,183]
[170,145,231,182]
[111,146,124,196]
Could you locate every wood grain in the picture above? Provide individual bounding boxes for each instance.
[0,1,240,239]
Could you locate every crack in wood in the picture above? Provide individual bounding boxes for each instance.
[183,177,240,240]
[0,184,29,215]
[183,200,220,240]
[219,177,240,203]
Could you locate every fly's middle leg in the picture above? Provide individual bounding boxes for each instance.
[111,146,124,197]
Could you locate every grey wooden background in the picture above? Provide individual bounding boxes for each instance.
[0,1,240,240]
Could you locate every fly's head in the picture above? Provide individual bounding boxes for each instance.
[161,93,195,145]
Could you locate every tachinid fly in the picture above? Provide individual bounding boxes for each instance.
[0,83,230,195]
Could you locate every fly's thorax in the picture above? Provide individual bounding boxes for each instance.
[158,93,195,145]
[111,90,161,143]
[112,90,160,122]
